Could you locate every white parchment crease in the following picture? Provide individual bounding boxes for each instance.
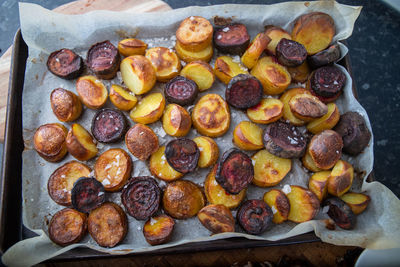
[3,1,400,266]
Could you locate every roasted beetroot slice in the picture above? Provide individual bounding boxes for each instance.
[47,49,83,79]
[310,66,346,99]
[309,86,341,104]
[308,44,341,69]
[165,138,199,174]
[237,199,273,235]
[121,176,161,220]
[263,121,307,159]
[215,148,254,194]
[91,108,127,143]
[214,23,250,55]
[164,76,199,106]
[226,74,263,109]
[87,40,120,80]
[324,197,356,230]
[276,38,307,67]
[71,177,105,213]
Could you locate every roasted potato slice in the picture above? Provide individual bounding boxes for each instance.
[302,150,322,172]
[76,75,108,109]
[280,88,312,126]
[308,130,343,170]
[149,146,183,182]
[327,160,354,197]
[180,61,215,91]
[308,171,330,202]
[198,204,235,234]
[263,189,290,224]
[125,123,159,161]
[175,41,213,63]
[246,98,283,124]
[145,47,181,82]
[264,25,292,55]
[130,92,165,124]
[289,93,328,122]
[143,214,175,246]
[109,84,138,111]
[287,61,311,83]
[34,123,68,162]
[162,104,191,137]
[241,32,271,69]
[118,38,148,56]
[307,103,340,134]
[233,121,264,150]
[286,185,320,223]
[340,192,370,215]
[66,123,98,161]
[50,88,82,122]
[213,56,248,84]
[176,16,213,52]
[193,136,219,168]
[120,55,156,95]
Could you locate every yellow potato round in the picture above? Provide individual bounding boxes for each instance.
[175,16,213,52]
[340,192,371,215]
[241,32,270,69]
[246,98,283,124]
[327,160,354,197]
[263,189,290,224]
[34,123,68,162]
[286,185,320,223]
[232,121,263,150]
[118,38,148,56]
[306,103,340,134]
[289,93,328,122]
[50,88,82,122]
[175,41,213,63]
[280,88,311,126]
[193,136,219,168]
[162,104,191,137]
[120,55,156,95]
[180,61,215,91]
[130,92,165,124]
[213,56,248,84]
[66,123,98,161]
[76,75,108,109]
[264,26,292,55]
[302,150,322,172]
[145,47,181,82]
[109,84,138,111]
[149,146,183,182]
[308,171,330,202]
[287,61,311,83]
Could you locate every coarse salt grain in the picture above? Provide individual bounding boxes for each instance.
[222,27,230,32]
[190,16,195,21]
[150,218,157,225]
[102,178,111,186]
[98,192,104,196]
[217,35,222,40]
[105,164,112,170]
[271,206,278,214]
[282,184,291,194]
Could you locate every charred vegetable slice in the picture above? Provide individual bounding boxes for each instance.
[309,66,346,102]
[165,138,199,174]
[308,44,341,68]
[165,76,199,106]
[198,204,235,234]
[71,177,106,213]
[86,40,120,79]
[47,48,83,79]
[143,214,175,246]
[226,74,263,109]
[118,38,147,56]
[276,38,307,67]
[237,199,273,235]
[289,93,328,122]
[324,197,356,230]
[125,124,159,161]
[76,76,108,109]
[50,88,82,122]
[91,108,127,143]
[214,23,250,55]
[308,130,343,170]
[49,208,87,246]
[34,123,68,162]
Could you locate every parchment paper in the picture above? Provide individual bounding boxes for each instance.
[3,1,400,266]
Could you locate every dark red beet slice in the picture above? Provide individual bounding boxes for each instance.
[87,40,120,80]
[275,38,307,67]
[214,23,250,55]
[71,177,105,213]
[310,66,346,99]
[91,108,127,143]
[324,197,356,230]
[263,121,307,159]
[121,176,161,220]
[164,76,199,106]
[215,148,254,194]
[165,138,199,174]
[308,44,341,69]
[226,74,263,109]
[237,199,273,235]
[47,49,83,80]
[309,86,341,104]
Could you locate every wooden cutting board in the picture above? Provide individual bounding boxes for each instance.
[0,0,171,142]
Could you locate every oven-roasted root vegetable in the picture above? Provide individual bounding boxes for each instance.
[120,55,157,95]
[263,189,290,224]
[86,40,120,79]
[308,171,330,202]
[327,160,354,197]
[308,66,346,103]
[291,12,335,55]
[214,23,250,55]
[49,208,87,246]
[164,76,199,106]
[47,48,83,80]
[50,88,82,122]
[48,161,91,206]
[34,123,68,162]
[149,146,183,181]
[323,197,356,230]
[165,138,199,174]
[204,165,246,209]
[251,56,291,95]
[241,33,271,69]
[162,180,205,219]
[129,92,165,124]
[306,103,340,134]
[340,192,370,215]
[246,98,283,124]
[71,177,105,213]
[91,108,127,143]
[302,150,322,172]
[289,93,328,122]
[334,112,371,156]
[193,136,219,168]
[198,204,235,234]
[276,38,307,67]
[226,74,263,109]
[109,84,138,111]
[180,61,215,91]
[216,148,254,195]
[66,123,98,161]
[237,199,273,235]
[192,94,231,137]
[307,130,343,170]
[118,38,148,56]
[125,123,159,161]
[264,25,292,56]
[176,16,213,52]
[308,43,341,69]
[145,47,181,82]
[252,149,292,187]
[287,185,320,223]
[162,104,192,137]
[76,75,108,109]
[287,61,311,83]
[143,214,175,246]
[94,148,132,192]
[88,202,128,247]
[233,121,264,151]
[175,41,213,63]
[280,88,312,126]
[121,176,161,220]
[263,121,307,159]
[213,56,249,84]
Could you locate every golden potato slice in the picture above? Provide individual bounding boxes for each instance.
[308,171,330,202]
[175,41,213,63]
[120,55,156,95]
[50,88,82,122]
[180,61,215,91]
[308,130,343,170]
[302,150,322,172]
[66,123,98,161]
[143,214,175,246]
[76,75,108,109]
[125,124,159,161]
[280,88,312,126]
[263,189,290,224]
[34,123,68,162]
[130,92,165,124]
[118,38,147,56]
[233,121,263,150]
[289,93,328,122]
[149,146,183,182]
[287,61,311,83]
[192,94,230,137]
[213,56,248,84]
[307,103,340,134]
[241,32,271,69]
[198,204,235,234]
[264,26,292,55]
[340,192,371,215]
[109,84,138,111]
[193,136,219,168]
[292,12,335,55]
[327,160,354,197]
[246,98,283,124]
[162,104,191,137]
[286,185,320,223]
[252,149,292,187]
[176,16,213,52]
[145,47,181,82]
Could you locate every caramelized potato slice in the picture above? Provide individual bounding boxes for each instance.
[198,204,235,234]
[287,61,311,83]
[76,76,108,109]
[175,41,213,63]
[289,93,328,122]
[176,16,213,52]
[327,160,354,197]
[118,38,147,56]
[143,214,175,246]
[286,185,320,223]
[149,146,183,182]
[302,150,322,172]
[109,84,138,111]
[180,61,215,91]
[120,55,156,95]
[233,121,263,150]
[340,192,371,215]
[307,103,340,134]
[66,123,98,161]
[162,104,191,137]
[50,88,82,122]
[280,88,312,126]
[308,171,330,202]
[264,26,292,55]
[241,32,271,69]
[263,189,290,224]
[193,136,219,168]
[130,92,165,124]
[246,98,283,124]
[308,130,343,170]
[49,208,87,246]
[213,56,248,84]
[34,123,68,162]
[145,47,181,82]
[125,124,159,161]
